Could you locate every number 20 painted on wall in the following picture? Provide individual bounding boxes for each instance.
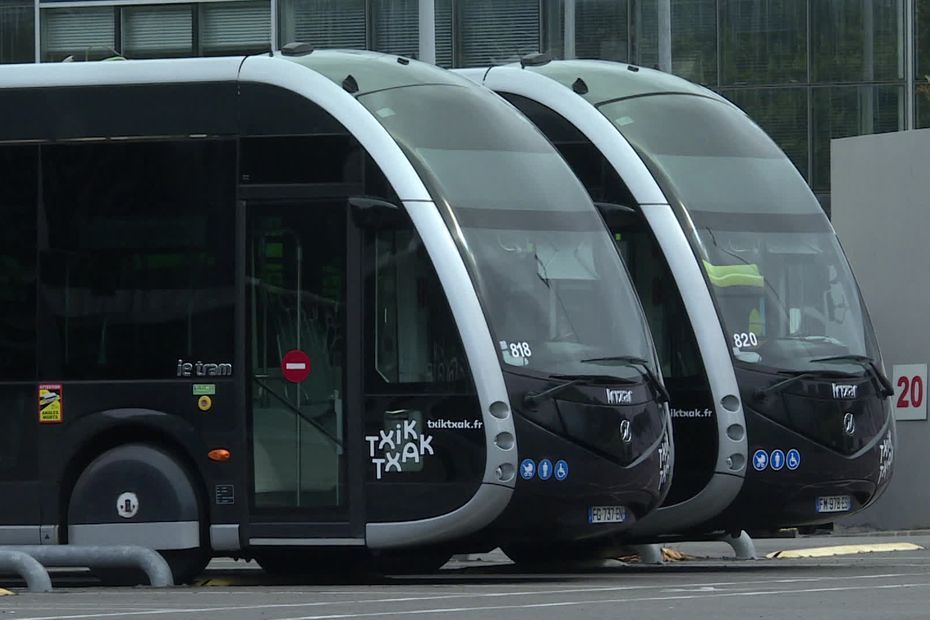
[892,364,928,421]
[897,374,924,409]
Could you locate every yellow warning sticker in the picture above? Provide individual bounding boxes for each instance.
[39,384,63,424]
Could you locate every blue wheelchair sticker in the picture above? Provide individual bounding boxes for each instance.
[554,460,569,481]
[787,449,801,470]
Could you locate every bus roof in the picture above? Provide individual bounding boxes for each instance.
[279,49,465,96]
[520,59,724,106]
[0,56,244,90]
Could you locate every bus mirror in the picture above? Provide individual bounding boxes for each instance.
[594,202,639,227]
[349,196,404,229]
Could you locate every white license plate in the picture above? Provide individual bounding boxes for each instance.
[588,505,627,524]
[816,495,852,513]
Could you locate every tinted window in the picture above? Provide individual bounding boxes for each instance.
[599,94,820,215]
[240,136,363,185]
[367,228,471,391]
[39,140,235,380]
[360,83,657,378]
[0,145,36,380]
[359,84,589,211]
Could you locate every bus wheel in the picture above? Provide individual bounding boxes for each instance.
[502,543,613,571]
[256,549,369,580]
[372,549,453,575]
[67,443,210,585]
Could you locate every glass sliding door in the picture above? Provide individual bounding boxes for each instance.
[248,201,348,518]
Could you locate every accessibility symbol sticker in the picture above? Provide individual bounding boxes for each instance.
[787,449,801,471]
[520,459,536,480]
[770,449,785,471]
[538,458,553,480]
[752,449,768,471]
[554,460,569,481]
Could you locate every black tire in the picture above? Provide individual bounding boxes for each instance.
[502,543,614,570]
[68,443,210,586]
[501,543,553,568]
[256,549,370,581]
[372,549,453,575]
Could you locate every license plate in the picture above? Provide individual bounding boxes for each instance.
[816,495,852,513]
[588,505,627,524]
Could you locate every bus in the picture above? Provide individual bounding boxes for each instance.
[0,49,672,581]
[460,59,894,541]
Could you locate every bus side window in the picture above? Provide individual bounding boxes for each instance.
[39,140,235,380]
[365,225,472,392]
[0,145,38,486]
[0,145,36,381]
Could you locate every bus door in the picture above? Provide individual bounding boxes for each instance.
[246,199,363,542]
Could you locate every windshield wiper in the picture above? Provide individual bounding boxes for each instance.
[524,378,581,408]
[810,354,894,398]
[754,371,850,402]
[523,373,636,408]
[579,356,670,403]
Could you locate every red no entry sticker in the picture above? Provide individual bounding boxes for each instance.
[281,349,312,383]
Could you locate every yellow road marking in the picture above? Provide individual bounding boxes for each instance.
[767,542,924,559]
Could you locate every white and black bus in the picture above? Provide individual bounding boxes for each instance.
[0,49,672,580]
[460,59,894,539]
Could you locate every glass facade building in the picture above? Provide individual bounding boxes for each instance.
[4,0,929,206]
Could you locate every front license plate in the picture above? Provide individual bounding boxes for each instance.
[816,495,852,513]
[588,505,627,524]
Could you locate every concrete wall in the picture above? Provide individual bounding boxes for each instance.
[832,128,930,531]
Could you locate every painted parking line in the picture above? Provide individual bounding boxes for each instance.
[275,582,930,620]
[11,572,930,620]
[767,542,924,559]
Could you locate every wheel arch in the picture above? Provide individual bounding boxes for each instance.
[57,409,209,544]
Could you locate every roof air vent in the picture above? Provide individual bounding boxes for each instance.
[342,74,359,94]
[397,56,410,65]
[627,64,640,73]
[520,52,551,68]
[281,42,314,57]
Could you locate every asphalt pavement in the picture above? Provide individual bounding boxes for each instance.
[3,533,930,619]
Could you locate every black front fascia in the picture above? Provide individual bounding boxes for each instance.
[480,371,669,546]
[506,371,663,466]
[737,365,889,455]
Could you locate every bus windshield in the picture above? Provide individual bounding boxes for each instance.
[598,94,879,374]
[358,83,656,378]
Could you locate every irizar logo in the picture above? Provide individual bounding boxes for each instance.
[843,412,856,436]
[606,389,633,405]
[832,384,858,399]
[619,419,633,444]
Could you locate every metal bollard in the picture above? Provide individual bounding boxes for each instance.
[0,545,173,588]
[0,550,53,593]
[719,530,758,560]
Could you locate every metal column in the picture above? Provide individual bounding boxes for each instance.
[658,0,672,72]
[564,0,576,59]
[419,0,436,64]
